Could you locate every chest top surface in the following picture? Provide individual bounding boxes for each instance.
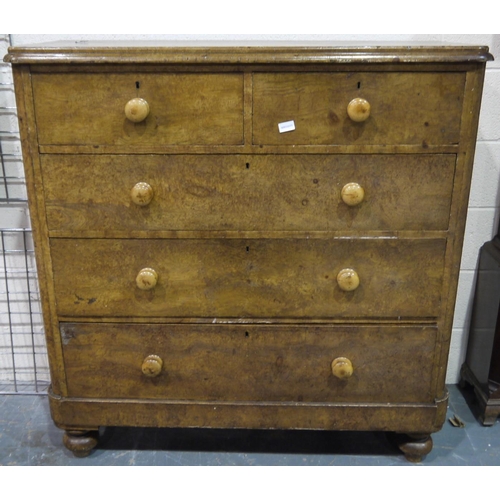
[4,41,494,65]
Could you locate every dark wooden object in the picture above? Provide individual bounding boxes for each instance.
[4,42,493,461]
[461,216,500,425]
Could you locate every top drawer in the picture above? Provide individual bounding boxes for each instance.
[32,73,244,146]
[253,72,465,146]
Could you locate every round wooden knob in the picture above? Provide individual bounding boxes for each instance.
[125,97,150,123]
[331,357,353,379]
[136,268,158,290]
[337,268,360,292]
[131,182,154,206]
[347,98,371,122]
[341,182,365,206]
[142,355,163,378]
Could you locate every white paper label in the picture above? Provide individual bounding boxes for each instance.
[278,120,296,133]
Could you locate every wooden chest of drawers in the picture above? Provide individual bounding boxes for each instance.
[5,42,493,461]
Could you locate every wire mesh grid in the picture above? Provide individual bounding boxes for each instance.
[0,229,49,393]
[0,34,50,394]
[1,36,25,204]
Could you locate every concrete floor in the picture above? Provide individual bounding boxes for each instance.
[0,385,499,465]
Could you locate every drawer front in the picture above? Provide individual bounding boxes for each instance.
[32,73,244,146]
[61,323,437,403]
[51,238,446,319]
[253,72,465,145]
[42,154,456,233]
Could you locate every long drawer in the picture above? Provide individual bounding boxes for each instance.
[60,323,437,403]
[51,238,446,319]
[41,154,456,233]
[253,72,465,145]
[32,72,244,146]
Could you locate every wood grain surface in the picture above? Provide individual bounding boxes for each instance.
[50,237,446,319]
[32,72,244,146]
[253,72,465,145]
[60,322,437,403]
[41,154,456,233]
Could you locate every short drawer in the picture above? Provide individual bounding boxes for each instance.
[32,72,244,146]
[51,238,446,319]
[253,72,465,146]
[41,154,456,233]
[61,323,437,403]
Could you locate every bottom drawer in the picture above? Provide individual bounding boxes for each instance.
[60,323,437,404]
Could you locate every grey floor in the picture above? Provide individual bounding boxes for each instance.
[0,385,499,465]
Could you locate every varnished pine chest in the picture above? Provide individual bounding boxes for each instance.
[5,42,493,461]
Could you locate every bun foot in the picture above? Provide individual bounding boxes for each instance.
[396,433,433,463]
[63,430,99,457]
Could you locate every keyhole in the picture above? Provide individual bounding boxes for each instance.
[136,81,141,89]
[245,331,249,338]
[246,246,250,253]
[246,163,250,169]
[357,81,361,89]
